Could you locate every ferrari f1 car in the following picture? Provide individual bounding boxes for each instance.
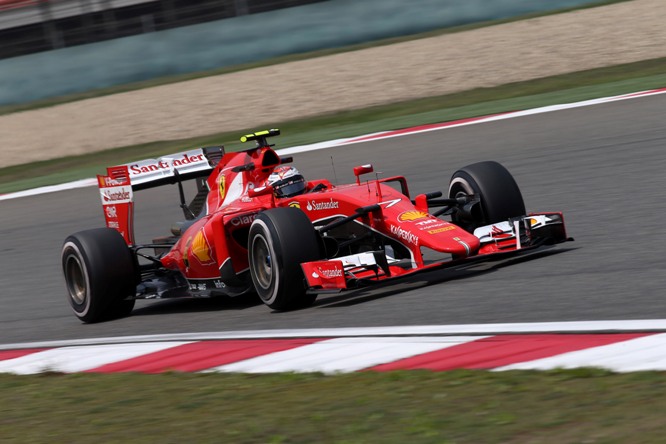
[62,129,572,322]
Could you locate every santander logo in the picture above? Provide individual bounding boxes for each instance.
[101,186,132,204]
[128,153,206,175]
[306,199,340,211]
[317,267,343,278]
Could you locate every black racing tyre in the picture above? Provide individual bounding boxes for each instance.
[248,207,321,310]
[62,228,137,323]
[448,161,526,232]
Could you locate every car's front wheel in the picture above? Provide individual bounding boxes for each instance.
[62,228,137,323]
[448,161,526,232]
[248,207,321,310]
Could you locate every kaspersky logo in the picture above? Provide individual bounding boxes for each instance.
[390,225,419,245]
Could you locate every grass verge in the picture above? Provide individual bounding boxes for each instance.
[1,369,666,443]
[1,56,665,194]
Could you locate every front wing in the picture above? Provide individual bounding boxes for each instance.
[301,212,572,291]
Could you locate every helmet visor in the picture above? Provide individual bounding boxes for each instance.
[274,177,306,197]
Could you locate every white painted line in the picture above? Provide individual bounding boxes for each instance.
[0,342,191,375]
[274,137,352,156]
[0,178,96,202]
[208,336,487,374]
[1,87,665,202]
[339,88,666,144]
[496,333,666,373]
[2,320,666,351]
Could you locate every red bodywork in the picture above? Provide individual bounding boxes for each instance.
[96,141,569,296]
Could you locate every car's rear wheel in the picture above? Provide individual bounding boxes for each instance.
[248,207,321,310]
[62,228,137,323]
[448,161,526,232]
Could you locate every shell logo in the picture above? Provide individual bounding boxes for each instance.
[191,231,214,265]
[288,201,301,209]
[398,210,429,222]
[218,175,226,200]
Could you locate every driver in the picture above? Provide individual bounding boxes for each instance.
[267,165,307,198]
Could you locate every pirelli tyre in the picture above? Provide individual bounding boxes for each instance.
[448,161,526,232]
[61,228,137,323]
[248,207,321,310]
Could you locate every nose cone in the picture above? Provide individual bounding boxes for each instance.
[411,219,480,257]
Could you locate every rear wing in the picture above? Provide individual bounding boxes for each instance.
[97,147,223,245]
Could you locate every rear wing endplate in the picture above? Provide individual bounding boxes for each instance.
[97,147,223,245]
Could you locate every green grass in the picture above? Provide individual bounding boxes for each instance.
[1,369,666,443]
[0,0,629,117]
[2,56,665,194]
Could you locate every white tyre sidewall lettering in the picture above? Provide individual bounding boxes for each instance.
[448,177,475,197]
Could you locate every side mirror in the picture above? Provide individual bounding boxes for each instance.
[248,185,274,198]
[353,164,374,184]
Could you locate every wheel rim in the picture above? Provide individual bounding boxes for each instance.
[251,235,273,290]
[64,253,87,305]
[449,179,481,231]
[453,188,468,199]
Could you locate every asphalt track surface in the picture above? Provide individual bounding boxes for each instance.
[2,94,665,344]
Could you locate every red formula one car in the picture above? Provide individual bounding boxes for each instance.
[62,129,572,322]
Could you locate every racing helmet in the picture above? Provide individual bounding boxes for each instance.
[267,166,307,198]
